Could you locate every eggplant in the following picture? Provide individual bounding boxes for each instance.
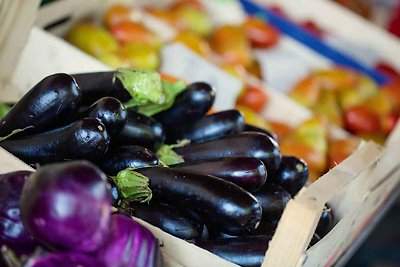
[128,202,203,240]
[173,132,281,174]
[26,252,105,267]
[316,206,334,238]
[113,111,165,150]
[20,161,112,253]
[0,118,110,165]
[97,146,159,176]
[78,97,127,135]
[116,167,262,235]
[95,214,162,267]
[244,124,278,143]
[154,82,215,126]
[167,110,245,144]
[252,183,291,223]
[72,71,131,105]
[0,73,80,137]
[0,171,37,255]
[172,157,267,192]
[196,235,272,267]
[270,156,309,197]
[309,233,321,248]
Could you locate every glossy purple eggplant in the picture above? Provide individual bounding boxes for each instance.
[0,171,37,254]
[78,97,127,135]
[122,167,262,235]
[113,111,165,150]
[270,155,309,197]
[95,214,162,267]
[172,156,267,192]
[173,132,281,174]
[196,235,272,267]
[154,82,215,126]
[0,118,110,165]
[129,202,203,240]
[20,161,112,252]
[167,110,245,144]
[97,146,159,176]
[26,252,105,267]
[0,73,80,137]
[252,183,291,223]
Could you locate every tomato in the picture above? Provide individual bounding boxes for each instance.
[300,20,324,38]
[381,78,400,110]
[289,76,320,107]
[110,21,160,46]
[160,73,181,83]
[236,105,270,130]
[269,120,293,141]
[174,31,211,57]
[375,62,400,80]
[244,16,280,48]
[118,43,159,70]
[103,5,131,28]
[236,85,269,113]
[382,113,399,135]
[343,105,381,134]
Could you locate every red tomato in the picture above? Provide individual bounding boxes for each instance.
[103,5,131,29]
[110,21,160,46]
[244,16,280,49]
[375,62,400,80]
[236,85,269,113]
[382,113,399,135]
[343,105,381,134]
[300,20,324,38]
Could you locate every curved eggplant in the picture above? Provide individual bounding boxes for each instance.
[119,167,262,235]
[97,146,159,176]
[0,118,110,165]
[72,72,131,105]
[196,235,272,267]
[113,111,165,150]
[167,110,245,144]
[0,73,80,137]
[128,202,203,240]
[173,132,282,174]
[252,183,291,222]
[154,82,215,126]
[172,156,267,192]
[79,97,127,135]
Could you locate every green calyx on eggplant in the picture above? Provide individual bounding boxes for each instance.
[0,118,110,165]
[78,97,127,136]
[0,73,81,139]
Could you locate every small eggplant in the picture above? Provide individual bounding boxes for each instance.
[95,214,162,267]
[128,202,203,240]
[78,97,127,135]
[316,206,334,238]
[0,118,110,165]
[97,146,159,176]
[173,132,281,174]
[0,171,37,254]
[252,183,291,222]
[270,156,309,197]
[113,111,165,150]
[20,161,112,252]
[196,235,272,267]
[167,110,245,144]
[72,71,131,105]
[154,82,215,126]
[172,157,267,192]
[115,167,262,235]
[0,73,80,137]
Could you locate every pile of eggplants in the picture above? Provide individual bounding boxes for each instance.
[0,71,335,267]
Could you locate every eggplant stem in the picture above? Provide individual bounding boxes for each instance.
[114,168,153,203]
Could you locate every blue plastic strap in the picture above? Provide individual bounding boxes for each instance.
[239,0,389,85]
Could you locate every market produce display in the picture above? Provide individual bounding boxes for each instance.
[0,70,335,267]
